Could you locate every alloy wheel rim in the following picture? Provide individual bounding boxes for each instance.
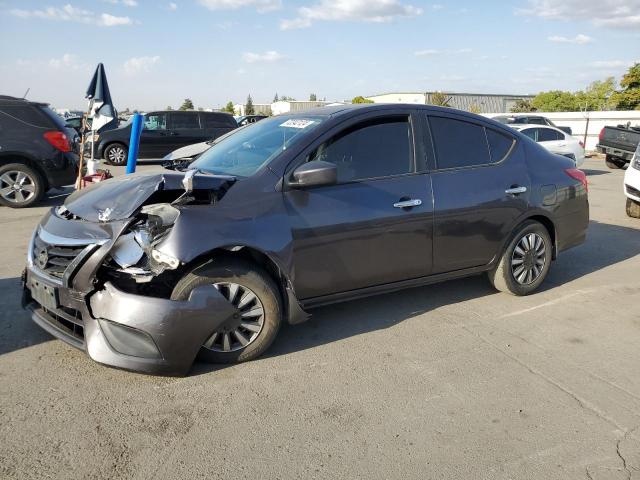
[511,233,546,285]
[109,147,125,162]
[203,282,265,353]
[0,170,36,204]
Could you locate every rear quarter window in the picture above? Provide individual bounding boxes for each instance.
[486,128,515,163]
[0,105,53,129]
[201,113,237,128]
[171,112,200,129]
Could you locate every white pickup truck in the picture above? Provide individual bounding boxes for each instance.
[624,142,640,218]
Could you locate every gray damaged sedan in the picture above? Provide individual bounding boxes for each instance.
[22,105,589,375]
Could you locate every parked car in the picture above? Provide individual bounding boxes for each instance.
[0,95,78,208]
[492,114,572,135]
[510,124,585,166]
[23,104,589,375]
[624,142,640,218]
[94,110,237,165]
[162,125,249,163]
[65,115,118,137]
[236,115,267,126]
[596,124,640,169]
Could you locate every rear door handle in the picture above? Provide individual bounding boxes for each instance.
[393,199,422,208]
[505,186,527,195]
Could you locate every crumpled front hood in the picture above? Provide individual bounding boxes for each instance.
[64,171,235,222]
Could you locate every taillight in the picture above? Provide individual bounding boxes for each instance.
[598,127,605,142]
[43,131,71,152]
[565,168,588,192]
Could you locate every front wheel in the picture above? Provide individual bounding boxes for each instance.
[0,163,44,208]
[171,259,282,364]
[627,198,640,218]
[104,143,128,166]
[487,221,553,296]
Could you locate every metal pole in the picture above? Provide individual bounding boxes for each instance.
[126,113,144,174]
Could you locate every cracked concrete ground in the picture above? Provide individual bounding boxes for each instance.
[1,157,639,479]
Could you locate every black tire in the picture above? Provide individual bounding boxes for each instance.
[605,155,625,169]
[0,163,44,208]
[487,221,553,296]
[627,198,640,218]
[104,143,128,166]
[171,258,282,364]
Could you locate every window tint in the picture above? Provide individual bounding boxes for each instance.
[527,117,546,125]
[144,113,167,130]
[486,128,515,162]
[0,105,51,128]
[171,112,200,129]
[308,117,412,182]
[429,116,490,169]
[521,128,537,141]
[201,113,237,128]
[537,128,562,142]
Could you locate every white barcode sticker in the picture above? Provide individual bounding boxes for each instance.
[280,119,315,129]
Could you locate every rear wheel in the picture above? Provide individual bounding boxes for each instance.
[627,198,640,218]
[104,143,128,166]
[171,258,282,364]
[605,155,625,169]
[487,221,553,296]
[0,163,44,208]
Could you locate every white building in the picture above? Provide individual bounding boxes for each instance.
[366,92,535,114]
[233,103,272,116]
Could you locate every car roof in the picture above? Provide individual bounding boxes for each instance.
[509,124,565,133]
[0,95,49,107]
[287,103,495,121]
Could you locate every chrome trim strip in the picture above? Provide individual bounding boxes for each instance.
[37,226,109,246]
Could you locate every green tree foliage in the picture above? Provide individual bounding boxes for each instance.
[429,92,451,107]
[530,90,579,112]
[510,99,536,113]
[575,77,617,110]
[611,63,640,110]
[280,95,295,101]
[273,93,279,102]
[351,96,374,104]
[166,105,173,110]
[245,95,255,115]
[309,93,317,101]
[222,101,235,114]
[179,98,194,111]
[468,103,482,114]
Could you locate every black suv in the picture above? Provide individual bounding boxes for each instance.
[95,110,237,165]
[23,105,589,375]
[0,96,78,208]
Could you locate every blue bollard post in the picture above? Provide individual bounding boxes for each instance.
[126,113,144,174]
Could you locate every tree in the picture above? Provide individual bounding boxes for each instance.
[309,93,317,101]
[510,99,536,113]
[468,103,482,114]
[575,77,617,111]
[273,93,279,102]
[166,105,173,110]
[245,95,255,115]
[222,101,235,114]
[351,95,374,104]
[179,98,194,111]
[429,92,451,107]
[530,90,579,112]
[611,63,640,110]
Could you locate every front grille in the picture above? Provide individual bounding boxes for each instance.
[43,306,84,341]
[32,233,91,280]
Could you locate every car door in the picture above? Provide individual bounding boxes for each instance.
[138,112,172,158]
[426,113,530,273]
[283,112,434,300]
[168,112,204,152]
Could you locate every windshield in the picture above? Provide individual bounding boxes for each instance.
[190,115,324,177]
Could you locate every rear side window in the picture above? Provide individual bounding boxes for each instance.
[0,105,52,128]
[521,128,537,141]
[308,117,412,182]
[171,112,200,129]
[429,116,490,169]
[201,113,237,128]
[486,128,515,163]
[527,117,546,125]
[538,128,562,142]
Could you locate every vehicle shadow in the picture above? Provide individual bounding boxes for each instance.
[582,169,610,177]
[193,219,640,375]
[0,276,52,356]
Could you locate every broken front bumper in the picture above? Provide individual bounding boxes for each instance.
[22,211,237,376]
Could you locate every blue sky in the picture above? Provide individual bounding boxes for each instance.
[0,0,638,110]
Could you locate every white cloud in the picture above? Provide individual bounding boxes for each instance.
[519,0,640,29]
[547,34,592,44]
[123,55,160,74]
[198,0,281,13]
[414,48,472,57]
[10,4,133,27]
[168,2,178,10]
[103,0,138,6]
[590,60,633,69]
[280,0,422,30]
[414,49,439,56]
[431,4,444,10]
[49,53,80,69]
[242,50,286,63]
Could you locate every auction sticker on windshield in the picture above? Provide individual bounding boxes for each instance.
[279,119,316,129]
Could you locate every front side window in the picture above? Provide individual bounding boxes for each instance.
[144,113,167,131]
[191,115,324,177]
[307,117,412,183]
[429,116,491,169]
[171,112,200,129]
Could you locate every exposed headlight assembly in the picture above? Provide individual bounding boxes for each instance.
[632,143,640,170]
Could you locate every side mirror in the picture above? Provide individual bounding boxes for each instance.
[290,160,337,188]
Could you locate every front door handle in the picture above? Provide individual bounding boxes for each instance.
[393,199,422,208]
[505,186,527,195]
